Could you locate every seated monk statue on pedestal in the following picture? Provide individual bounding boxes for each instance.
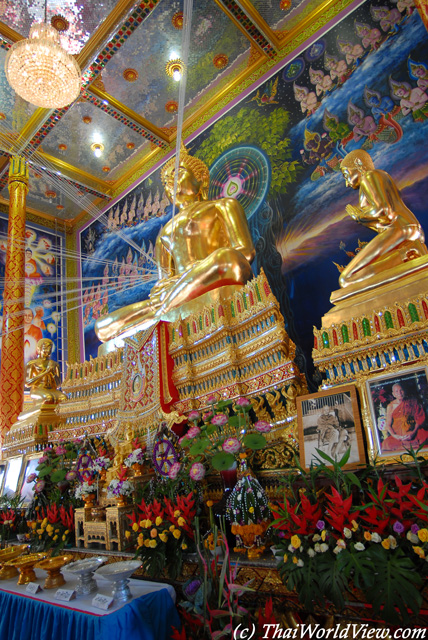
[18,338,67,421]
[339,149,427,290]
[95,142,256,343]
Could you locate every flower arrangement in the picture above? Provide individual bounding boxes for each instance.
[74,479,96,500]
[180,397,273,475]
[126,492,197,580]
[27,503,75,555]
[27,441,80,508]
[270,449,428,624]
[93,455,112,473]
[124,447,147,468]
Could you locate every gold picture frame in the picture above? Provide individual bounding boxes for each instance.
[296,385,366,471]
[363,365,428,463]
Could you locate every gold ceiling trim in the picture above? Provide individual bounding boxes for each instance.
[231,0,277,49]
[0,21,23,44]
[0,193,73,227]
[36,150,113,196]
[276,0,352,48]
[76,0,141,70]
[16,108,52,150]
[87,85,171,143]
[213,0,268,57]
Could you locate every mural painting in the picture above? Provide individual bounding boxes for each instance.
[80,0,428,385]
[0,215,65,370]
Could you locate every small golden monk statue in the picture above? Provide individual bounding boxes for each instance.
[95,143,255,343]
[339,149,427,289]
[19,338,67,420]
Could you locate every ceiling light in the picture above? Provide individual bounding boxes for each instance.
[166,59,184,82]
[5,22,81,109]
[91,142,104,158]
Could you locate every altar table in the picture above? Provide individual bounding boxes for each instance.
[0,569,180,640]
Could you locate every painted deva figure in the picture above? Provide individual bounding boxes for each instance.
[339,149,427,289]
[95,143,255,343]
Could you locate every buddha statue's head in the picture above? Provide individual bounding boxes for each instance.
[340,149,375,189]
[161,142,210,205]
[36,338,53,358]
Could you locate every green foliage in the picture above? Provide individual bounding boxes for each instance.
[196,107,301,196]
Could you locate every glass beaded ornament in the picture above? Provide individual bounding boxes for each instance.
[5,23,81,109]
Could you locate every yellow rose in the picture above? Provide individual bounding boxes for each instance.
[62,535,66,542]
[41,518,48,527]
[174,510,180,518]
[248,507,254,514]
[149,539,157,548]
[150,528,158,538]
[64,530,69,535]
[283,553,288,563]
[31,522,37,529]
[206,501,214,508]
[291,535,301,549]
[140,520,146,528]
[55,529,59,534]
[48,531,53,537]
[182,543,188,550]
[321,530,326,541]
[173,529,181,539]
[418,528,428,543]
[381,539,390,550]
[36,529,44,535]
[413,546,426,558]
[159,533,168,543]
[169,525,176,532]
[155,516,163,526]
[125,531,131,539]
[145,519,152,528]
[364,531,371,541]
[292,556,298,564]
[53,535,58,541]
[46,524,54,533]
[132,523,139,532]
[144,539,151,547]
[177,517,186,527]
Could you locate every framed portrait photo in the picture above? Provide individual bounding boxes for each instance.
[3,456,23,497]
[296,385,366,471]
[365,366,428,461]
[19,457,40,505]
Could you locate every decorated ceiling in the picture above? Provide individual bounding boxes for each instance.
[0,0,354,223]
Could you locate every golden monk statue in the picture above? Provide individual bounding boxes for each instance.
[19,338,67,420]
[95,143,255,343]
[339,149,427,289]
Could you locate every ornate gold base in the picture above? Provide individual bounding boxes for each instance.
[17,567,36,585]
[43,569,66,590]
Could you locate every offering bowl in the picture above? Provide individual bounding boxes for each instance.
[95,560,141,602]
[63,557,106,595]
[36,554,74,589]
[5,553,46,585]
[0,545,29,579]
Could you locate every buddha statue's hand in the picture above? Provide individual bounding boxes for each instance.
[346,204,360,221]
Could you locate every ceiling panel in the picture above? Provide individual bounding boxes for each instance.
[0,0,120,54]
[38,100,147,180]
[101,0,249,129]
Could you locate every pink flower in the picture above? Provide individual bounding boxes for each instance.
[38,456,49,464]
[254,420,271,433]
[211,414,228,426]
[188,411,200,421]
[223,438,241,454]
[186,426,201,439]
[168,462,181,479]
[203,412,213,422]
[189,463,206,481]
[66,471,77,482]
[235,397,250,407]
[55,445,67,456]
[178,436,187,447]
[26,473,37,484]
[207,395,217,404]
[34,480,45,493]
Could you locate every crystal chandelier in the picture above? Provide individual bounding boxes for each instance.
[5,23,81,109]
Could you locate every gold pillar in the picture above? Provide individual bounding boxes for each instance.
[415,0,428,31]
[0,156,29,443]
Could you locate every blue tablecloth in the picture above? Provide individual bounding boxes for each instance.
[0,586,180,640]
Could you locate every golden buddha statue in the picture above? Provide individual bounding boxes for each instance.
[339,149,427,291]
[95,143,255,343]
[18,338,67,421]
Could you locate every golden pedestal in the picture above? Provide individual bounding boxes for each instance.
[75,504,134,551]
[2,403,64,457]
